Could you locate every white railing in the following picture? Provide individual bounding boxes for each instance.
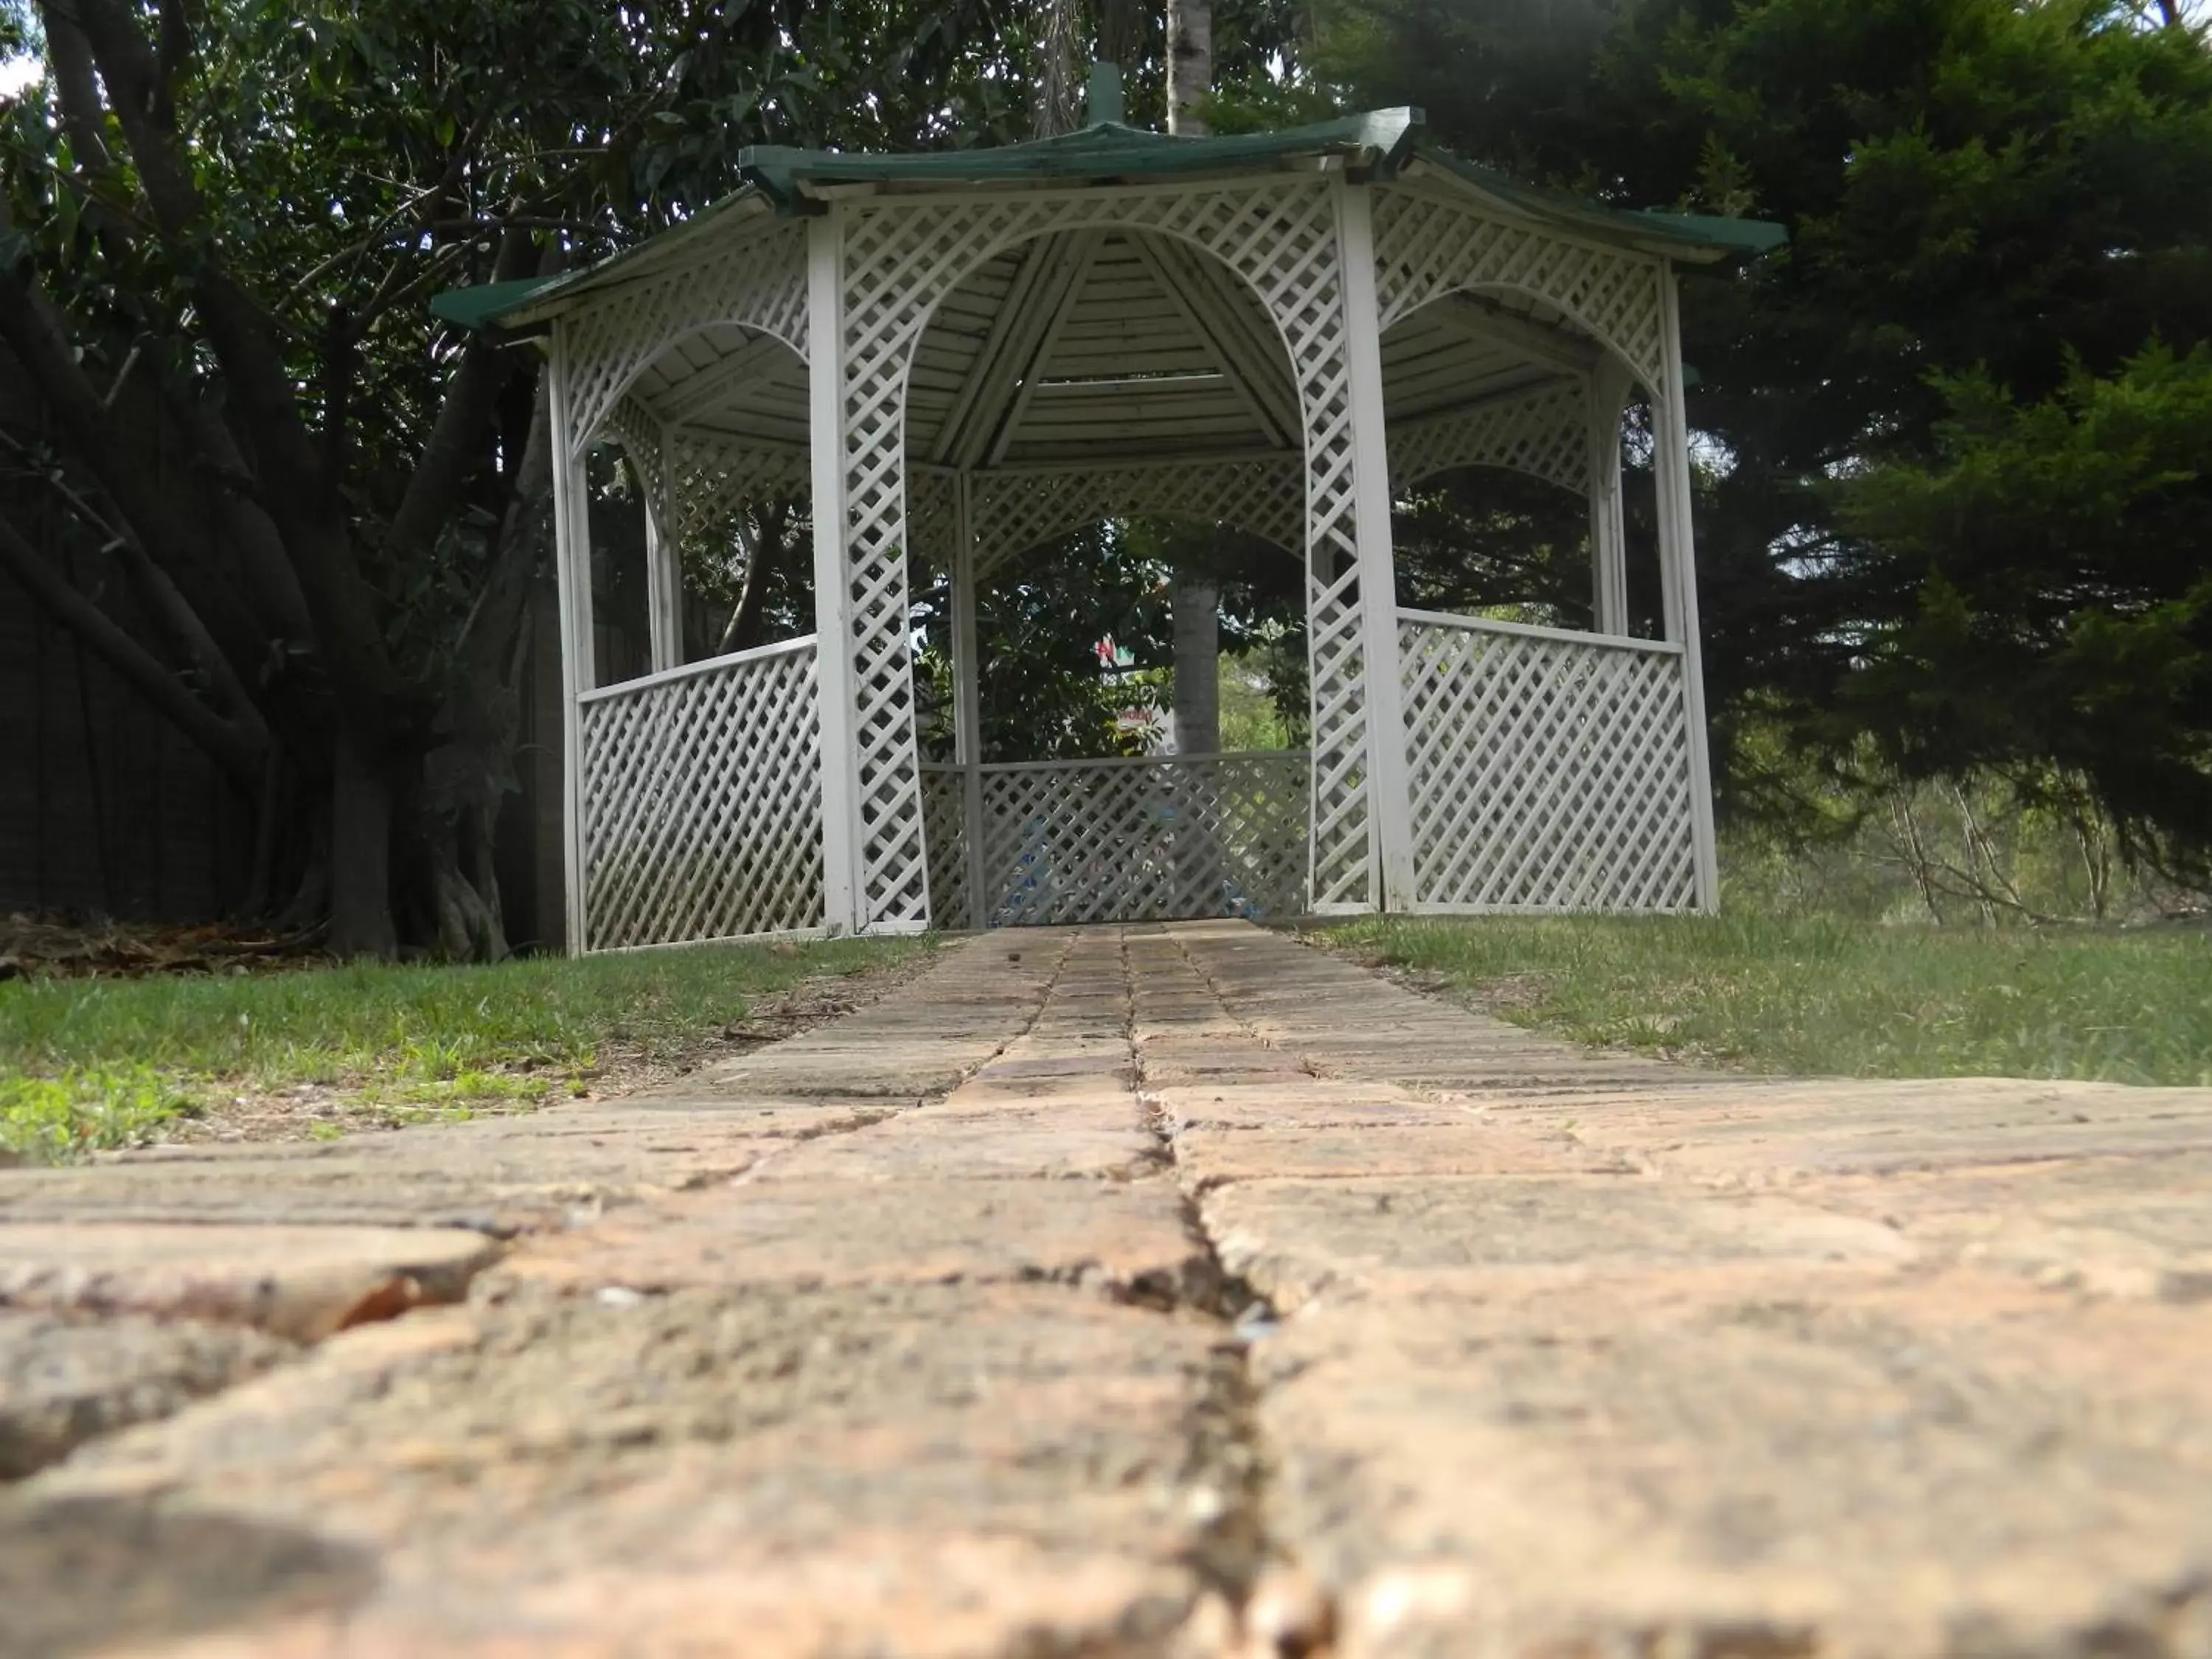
[922,751,1310,929]
[1398,610,1697,912]
[578,636,824,950]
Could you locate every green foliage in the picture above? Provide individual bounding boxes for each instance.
[0,936,922,1154]
[0,1065,195,1163]
[1218,645,1298,751]
[1323,911,2212,1085]
[1828,344,2212,861]
[1310,0,2212,860]
[913,514,1307,762]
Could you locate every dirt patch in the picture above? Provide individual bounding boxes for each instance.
[0,915,329,982]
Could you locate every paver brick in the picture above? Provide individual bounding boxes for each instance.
[1251,1267,2212,1659]
[0,1222,502,1340]
[13,1284,1233,1658]
[0,1310,292,1478]
[4,920,2209,1659]
[495,1176,1216,1307]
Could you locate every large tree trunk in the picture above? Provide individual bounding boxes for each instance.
[1166,0,1212,136]
[330,726,397,959]
[1166,0,1220,755]
[1172,576,1221,755]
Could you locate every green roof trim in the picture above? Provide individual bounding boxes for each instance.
[732,107,1424,206]
[1405,143,1784,257]
[428,104,1785,332]
[1633,212,1788,254]
[428,276,564,330]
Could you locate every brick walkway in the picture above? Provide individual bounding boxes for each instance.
[6,922,2212,1658]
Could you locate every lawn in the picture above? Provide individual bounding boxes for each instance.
[0,937,926,1163]
[1315,913,2212,1086]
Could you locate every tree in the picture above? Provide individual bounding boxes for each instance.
[0,0,1055,954]
[1832,344,2212,869]
[1304,0,2212,864]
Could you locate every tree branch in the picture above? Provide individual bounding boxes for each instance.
[60,0,409,736]
[41,8,114,174]
[160,377,314,644]
[0,513,265,787]
[379,228,540,576]
[0,329,271,750]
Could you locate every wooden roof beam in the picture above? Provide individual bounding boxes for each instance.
[1425,293,1606,377]
[1162,242,1306,439]
[978,232,1101,469]
[1126,237,1296,450]
[647,331,805,426]
[926,237,1058,466]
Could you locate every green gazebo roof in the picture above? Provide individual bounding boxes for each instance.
[431,93,1781,333]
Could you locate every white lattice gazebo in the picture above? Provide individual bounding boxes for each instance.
[439,82,1780,951]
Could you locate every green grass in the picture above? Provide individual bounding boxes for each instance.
[0,938,925,1162]
[1318,914,2212,1085]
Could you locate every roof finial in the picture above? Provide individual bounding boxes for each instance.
[1085,62,1126,128]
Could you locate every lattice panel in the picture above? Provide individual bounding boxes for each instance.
[1399,617,1695,911]
[970,458,1305,576]
[564,220,810,454]
[667,429,813,544]
[907,470,957,575]
[918,764,971,931]
[603,397,667,517]
[834,178,1382,920]
[973,753,1309,927]
[1372,184,1666,389]
[579,640,824,950]
[1388,379,1590,497]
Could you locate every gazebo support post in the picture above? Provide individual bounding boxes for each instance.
[1652,264,1722,911]
[807,212,863,936]
[1585,361,1633,637]
[643,414,682,672]
[950,470,987,929]
[546,327,596,955]
[1336,181,1417,911]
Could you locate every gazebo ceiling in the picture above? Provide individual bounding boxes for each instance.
[611,227,1591,473]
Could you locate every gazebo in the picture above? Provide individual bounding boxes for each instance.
[437,72,1781,953]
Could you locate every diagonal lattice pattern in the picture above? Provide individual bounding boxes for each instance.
[917,763,971,931]
[1372,183,1666,390]
[970,458,1306,576]
[1388,379,1590,497]
[603,397,667,512]
[906,470,958,578]
[667,431,813,544]
[968,753,1309,928]
[579,639,824,950]
[1399,616,1695,911]
[564,220,810,454]
[835,178,1377,922]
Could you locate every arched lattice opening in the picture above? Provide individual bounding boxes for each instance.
[563,319,825,950]
[1375,285,1672,639]
[898,223,1312,928]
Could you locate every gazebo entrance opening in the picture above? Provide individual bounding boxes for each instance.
[437,87,1781,951]
[906,225,1313,931]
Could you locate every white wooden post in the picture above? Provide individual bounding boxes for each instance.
[546,326,596,955]
[643,417,682,672]
[950,470,987,929]
[1586,359,1632,637]
[1653,262,1722,911]
[807,212,862,935]
[1335,179,1417,911]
